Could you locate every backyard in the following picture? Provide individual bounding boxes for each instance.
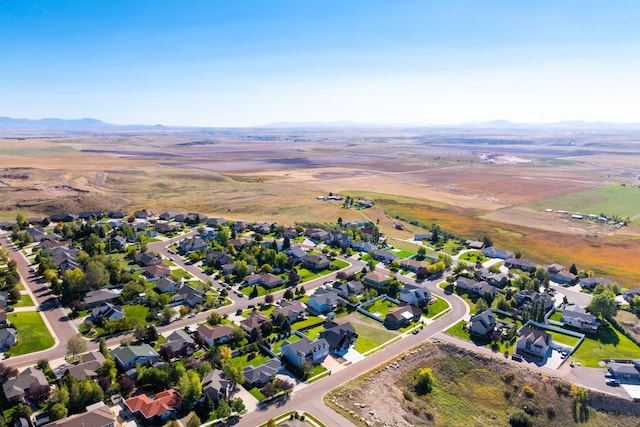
[362,298,398,318]
[571,322,640,367]
[352,322,398,354]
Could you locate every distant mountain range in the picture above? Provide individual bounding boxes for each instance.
[1,116,640,131]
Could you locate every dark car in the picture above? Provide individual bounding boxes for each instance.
[606,379,620,387]
[511,354,523,362]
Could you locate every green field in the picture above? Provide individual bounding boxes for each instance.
[352,322,398,354]
[13,294,35,308]
[362,298,398,318]
[527,184,640,219]
[459,250,488,264]
[123,304,150,324]
[572,322,640,367]
[6,312,55,356]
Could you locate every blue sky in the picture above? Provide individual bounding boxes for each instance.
[1,1,639,126]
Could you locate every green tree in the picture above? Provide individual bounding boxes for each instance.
[48,402,68,421]
[178,370,202,402]
[415,367,434,394]
[587,290,617,320]
[67,334,87,360]
[222,360,245,385]
[187,414,201,427]
[249,285,259,298]
[475,297,488,313]
[99,358,117,382]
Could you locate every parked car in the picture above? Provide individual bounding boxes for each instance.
[606,379,620,387]
[511,354,523,362]
[605,372,614,378]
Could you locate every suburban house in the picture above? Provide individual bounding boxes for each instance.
[2,367,49,404]
[244,273,285,289]
[206,217,228,227]
[579,276,613,291]
[79,211,103,220]
[179,236,208,253]
[281,338,330,367]
[124,389,182,423]
[273,301,307,323]
[372,249,400,263]
[362,271,389,287]
[560,305,599,333]
[63,351,105,381]
[505,258,538,273]
[44,402,116,427]
[91,302,125,322]
[516,327,551,358]
[401,259,429,273]
[456,277,496,297]
[196,324,235,346]
[333,280,364,299]
[325,232,352,248]
[384,305,422,329]
[156,277,181,293]
[143,263,171,280]
[549,270,577,285]
[351,240,376,253]
[414,233,433,241]
[110,344,160,370]
[109,235,127,251]
[159,211,183,221]
[240,310,271,333]
[465,240,484,249]
[302,254,330,272]
[134,252,162,267]
[83,288,119,308]
[482,246,514,260]
[286,245,307,261]
[606,360,640,380]
[0,328,17,350]
[514,289,555,313]
[252,222,271,234]
[307,288,341,314]
[172,284,205,307]
[283,226,299,239]
[133,209,154,219]
[206,251,234,267]
[243,359,283,388]
[160,330,195,357]
[399,285,431,306]
[304,228,330,242]
[467,310,496,337]
[202,370,233,402]
[318,321,357,352]
[480,269,509,288]
[0,308,6,324]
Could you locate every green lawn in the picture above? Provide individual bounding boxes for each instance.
[241,283,287,297]
[352,322,398,354]
[272,335,302,355]
[247,386,266,401]
[228,352,272,370]
[292,315,324,330]
[13,293,35,308]
[546,329,581,347]
[572,322,640,367]
[445,320,469,340]
[302,325,325,340]
[387,248,415,259]
[549,310,564,322]
[306,364,328,381]
[6,312,55,356]
[362,298,398,318]
[459,250,488,264]
[123,305,150,323]
[426,295,450,319]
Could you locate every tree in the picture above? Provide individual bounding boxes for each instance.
[99,338,109,357]
[161,306,177,323]
[26,382,51,405]
[249,285,259,298]
[415,367,434,394]
[280,317,291,334]
[265,293,275,304]
[178,370,202,402]
[216,399,231,419]
[509,409,533,427]
[267,419,277,427]
[119,375,136,397]
[99,358,117,382]
[283,289,294,300]
[67,334,87,360]
[587,290,617,320]
[83,260,109,289]
[208,312,223,325]
[230,397,246,414]
[12,403,32,422]
[475,297,488,313]
[48,402,68,421]
[222,360,245,385]
[569,263,578,275]
[482,235,493,248]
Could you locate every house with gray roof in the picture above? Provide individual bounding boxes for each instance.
[607,360,640,380]
[560,305,598,333]
[482,246,514,260]
[83,288,119,308]
[318,321,357,352]
[333,280,364,299]
[399,285,431,306]
[468,310,496,337]
[308,288,340,314]
[110,344,160,370]
[505,257,538,273]
[516,327,551,358]
[44,402,115,427]
[2,367,48,403]
[63,351,105,381]
[202,370,234,401]
[281,338,329,367]
[160,329,195,357]
[156,277,180,293]
[0,328,17,350]
[172,284,205,307]
[579,276,613,291]
[242,359,283,387]
[91,302,125,322]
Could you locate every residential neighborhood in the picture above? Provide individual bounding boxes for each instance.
[0,209,638,427]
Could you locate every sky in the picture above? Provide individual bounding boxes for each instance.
[1,1,640,127]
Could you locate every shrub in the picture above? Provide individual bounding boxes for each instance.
[546,404,556,419]
[509,410,533,427]
[522,385,536,398]
[501,371,516,384]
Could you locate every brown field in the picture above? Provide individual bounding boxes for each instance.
[1,125,640,285]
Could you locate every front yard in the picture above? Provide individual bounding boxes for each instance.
[6,312,55,356]
[13,293,35,308]
[426,295,450,319]
[459,250,488,264]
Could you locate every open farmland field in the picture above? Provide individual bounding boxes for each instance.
[1,126,640,286]
[527,184,640,219]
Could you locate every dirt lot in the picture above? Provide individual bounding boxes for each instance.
[325,341,640,427]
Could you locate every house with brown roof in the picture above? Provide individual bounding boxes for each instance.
[302,254,330,272]
[273,301,307,323]
[197,324,235,346]
[401,259,429,273]
[240,310,271,333]
[362,271,389,287]
[134,252,162,267]
[124,389,181,423]
[384,305,421,329]
[505,258,538,273]
[244,272,284,289]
